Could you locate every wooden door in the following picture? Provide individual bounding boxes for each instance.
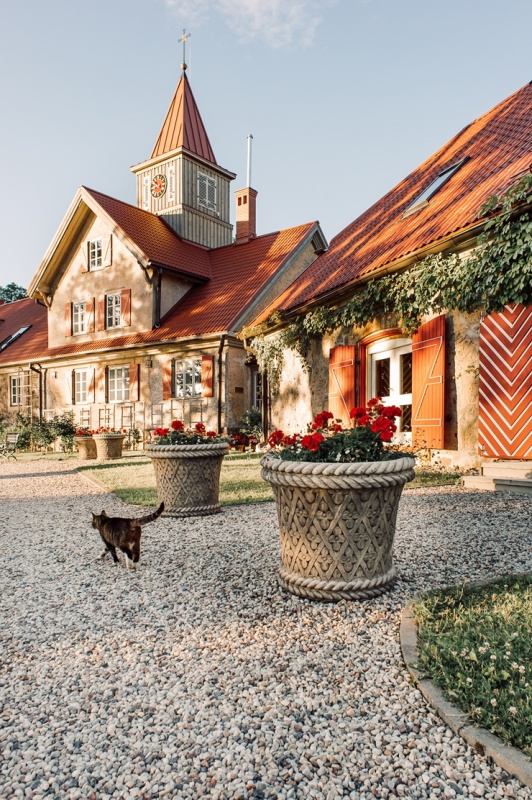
[328,345,356,424]
[412,315,445,448]
[478,304,532,459]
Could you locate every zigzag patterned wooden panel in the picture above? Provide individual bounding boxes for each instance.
[478,304,532,459]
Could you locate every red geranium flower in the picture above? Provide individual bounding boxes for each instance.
[195,422,206,434]
[268,430,285,447]
[349,407,366,418]
[171,420,185,431]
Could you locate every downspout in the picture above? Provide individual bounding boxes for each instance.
[29,363,43,422]
[217,335,226,434]
[154,267,162,328]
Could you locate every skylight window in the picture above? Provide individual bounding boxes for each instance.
[403,158,469,216]
[0,326,31,352]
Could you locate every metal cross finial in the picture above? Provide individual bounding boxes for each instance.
[179,28,191,71]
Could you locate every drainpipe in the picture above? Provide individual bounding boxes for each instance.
[29,363,43,422]
[155,267,162,328]
[217,335,226,434]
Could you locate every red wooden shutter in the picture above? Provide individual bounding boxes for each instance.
[129,364,140,401]
[121,289,131,327]
[97,297,106,331]
[328,345,356,424]
[201,355,214,397]
[96,366,106,402]
[412,315,445,448]
[88,369,95,403]
[86,298,95,333]
[162,359,174,400]
[81,245,89,273]
[478,304,532,459]
[65,302,72,337]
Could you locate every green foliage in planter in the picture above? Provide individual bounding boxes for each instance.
[245,174,532,375]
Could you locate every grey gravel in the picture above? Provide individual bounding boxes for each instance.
[1,459,531,800]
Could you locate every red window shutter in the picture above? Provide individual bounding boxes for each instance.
[96,366,106,403]
[201,355,214,397]
[328,345,356,424]
[97,297,106,331]
[86,298,95,333]
[65,302,72,337]
[162,358,174,400]
[121,289,131,327]
[412,315,446,448]
[129,364,140,401]
[88,369,95,403]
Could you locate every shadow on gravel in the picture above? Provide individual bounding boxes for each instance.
[0,469,81,480]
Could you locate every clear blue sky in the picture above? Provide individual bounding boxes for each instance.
[1,0,530,290]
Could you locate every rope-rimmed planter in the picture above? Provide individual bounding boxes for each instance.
[261,454,415,602]
[73,436,97,461]
[92,434,126,460]
[147,442,230,517]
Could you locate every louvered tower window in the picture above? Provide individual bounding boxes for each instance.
[197,173,217,211]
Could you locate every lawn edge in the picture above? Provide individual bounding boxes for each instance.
[400,580,532,790]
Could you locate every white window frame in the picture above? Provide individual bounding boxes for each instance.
[74,369,88,404]
[197,172,217,211]
[108,367,130,403]
[252,370,263,409]
[367,337,412,442]
[89,239,103,270]
[10,375,21,407]
[106,293,122,329]
[175,358,202,398]
[72,301,87,335]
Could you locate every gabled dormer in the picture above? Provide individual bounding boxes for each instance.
[131,68,236,249]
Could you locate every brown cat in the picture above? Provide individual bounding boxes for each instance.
[91,502,164,567]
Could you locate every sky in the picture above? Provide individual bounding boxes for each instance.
[1,0,531,290]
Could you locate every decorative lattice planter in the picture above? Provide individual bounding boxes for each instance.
[261,455,415,602]
[74,436,97,460]
[147,442,230,517]
[93,434,126,460]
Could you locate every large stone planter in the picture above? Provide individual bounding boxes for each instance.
[261,455,416,602]
[74,436,97,460]
[93,434,126,460]
[146,442,230,517]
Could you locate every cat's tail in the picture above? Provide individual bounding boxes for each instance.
[137,502,165,526]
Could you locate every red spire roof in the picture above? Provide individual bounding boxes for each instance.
[151,72,217,164]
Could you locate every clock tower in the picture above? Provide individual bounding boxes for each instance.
[131,66,236,249]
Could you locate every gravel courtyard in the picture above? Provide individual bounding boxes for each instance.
[1,460,531,800]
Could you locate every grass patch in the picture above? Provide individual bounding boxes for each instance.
[79,451,273,507]
[413,575,532,757]
[407,470,462,488]
[78,454,461,506]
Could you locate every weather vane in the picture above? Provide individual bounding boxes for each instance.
[179,28,191,71]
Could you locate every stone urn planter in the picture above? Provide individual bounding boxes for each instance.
[74,436,97,460]
[261,454,416,602]
[93,433,126,460]
[146,442,230,517]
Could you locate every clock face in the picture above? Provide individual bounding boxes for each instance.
[151,174,167,198]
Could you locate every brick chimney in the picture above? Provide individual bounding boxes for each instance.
[235,187,258,244]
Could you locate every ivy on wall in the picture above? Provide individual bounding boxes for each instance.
[244,174,532,380]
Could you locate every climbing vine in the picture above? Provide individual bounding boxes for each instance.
[244,174,532,379]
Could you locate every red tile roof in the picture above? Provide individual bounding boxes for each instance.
[275,81,532,313]
[150,72,217,164]
[0,298,48,366]
[84,188,212,281]
[7,223,319,362]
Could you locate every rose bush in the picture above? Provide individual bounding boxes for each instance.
[267,398,409,463]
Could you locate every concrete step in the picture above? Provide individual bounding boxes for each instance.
[482,461,532,480]
[462,475,532,494]
[462,475,496,491]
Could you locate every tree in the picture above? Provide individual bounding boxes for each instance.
[0,283,27,303]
